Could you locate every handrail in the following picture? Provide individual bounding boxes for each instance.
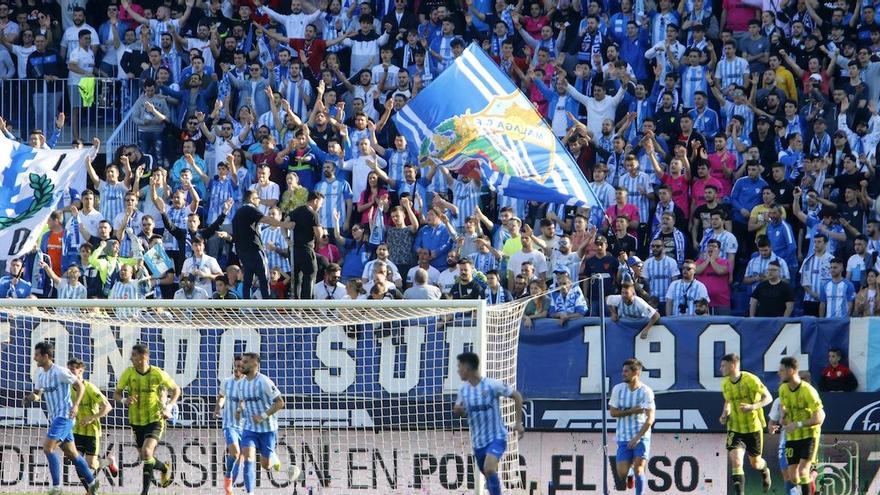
[104,103,139,162]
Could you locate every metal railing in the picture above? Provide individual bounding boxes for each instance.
[0,77,139,147]
[104,99,140,163]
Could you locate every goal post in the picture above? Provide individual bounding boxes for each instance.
[0,299,526,495]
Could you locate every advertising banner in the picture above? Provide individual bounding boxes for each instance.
[518,317,878,398]
[527,392,880,434]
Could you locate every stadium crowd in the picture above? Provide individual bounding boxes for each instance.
[1,0,880,321]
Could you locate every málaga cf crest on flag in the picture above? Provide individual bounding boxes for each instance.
[394,44,603,209]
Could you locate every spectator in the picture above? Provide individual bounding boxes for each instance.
[801,233,834,317]
[484,270,512,305]
[403,268,442,300]
[66,27,97,142]
[695,239,731,314]
[698,211,737,277]
[749,261,794,317]
[819,257,856,318]
[413,208,453,272]
[174,273,210,300]
[818,348,858,392]
[606,281,660,339]
[0,258,32,299]
[744,236,791,293]
[448,258,482,300]
[583,236,618,314]
[665,259,710,316]
[548,269,588,324]
[729,162,767,252]
[854,269,880,317]
[652,211,687,265]
[180,236,223,295]
[522,279,550,328]
[693,297,711,316]
[212,275,239,300]
[362,243,403,288]
[847,235,875,288]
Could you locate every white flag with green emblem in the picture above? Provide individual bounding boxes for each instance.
[0,136,90,260]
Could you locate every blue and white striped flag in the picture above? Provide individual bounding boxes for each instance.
[393,44,604,209]
[0,136,89,260]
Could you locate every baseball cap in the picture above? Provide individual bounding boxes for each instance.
[181,273,196,282]
[809,73,822,82]
[553,265,568,274]
[628,256,644,267]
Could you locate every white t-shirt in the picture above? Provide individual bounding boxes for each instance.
[67,46,95,86]
[249,182,280,215]
[551,95,568,137]
[62,24,99,60]
[11,44,36,78]
[78,209,105,237]
[437,268,459,295]
[181,255,223,294]
[313,281,347,300]
[508,249,549,277]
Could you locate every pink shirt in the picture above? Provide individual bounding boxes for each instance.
[696,257,731,307]
[691,176,724,208]
[662,174,690,218]
[523,15,549,39]
[708,152,735,197]
[722,0,758,32]
[605,203,640,235]
[317,243,341,263]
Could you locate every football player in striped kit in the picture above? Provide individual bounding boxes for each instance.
[25,342,100,495]
[215,355,245,495]
[608,358,655,495]
[236,352,301,494]
[453,352,524,495]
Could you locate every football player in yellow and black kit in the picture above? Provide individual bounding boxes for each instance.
[778,357,825,495]
[113,344,181,495]
[720,353,773,494]
[67,358,117,489]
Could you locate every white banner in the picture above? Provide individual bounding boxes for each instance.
[0,136,89,260]
[0,429,725,494]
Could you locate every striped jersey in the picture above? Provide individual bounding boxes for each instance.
[207,176,236,225]
[220,375,243,430]
[109,280,142,319]
[643,255,679,301]
[714,57,749,90]
[800,252,832,302]
[699,229,738,259]
[605,294,656,318]
[456,378,513,449]
[819,278,855,317]
[164,205,189,251]
[36,364,77,420]
[665,279,710,315]
[721,100,755,135]
[73,381,106,437]
[249,182,280,215]
[618,172,654,224]
[680,65,708,108]
[778,381,822,441]
[117,365,177,426]
[720,371,768,433]
[314,178,353,228]
[56,279,87,300]
[452,179,481,229]
[384,149,412,189]
[261,227,291,272]
[744,253,791,292]
[237,373,282,433]
[609,381,655,442]
[98,181,127,225]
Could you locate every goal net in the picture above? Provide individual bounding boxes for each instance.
[0,299,525,495]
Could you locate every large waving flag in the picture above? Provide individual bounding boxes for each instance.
[394,44,603,209]
[0,136,89,260]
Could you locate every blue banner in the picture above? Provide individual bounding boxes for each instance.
[0,314,477,428]
[393,44,603,208]
[518,317,878,399]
